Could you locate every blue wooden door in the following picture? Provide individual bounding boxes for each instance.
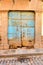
[8,12,35,47]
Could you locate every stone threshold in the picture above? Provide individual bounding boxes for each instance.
[0,49,43,57]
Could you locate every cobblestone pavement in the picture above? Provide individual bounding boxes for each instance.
[0,55,43,65]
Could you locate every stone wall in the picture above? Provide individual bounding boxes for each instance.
[0,0,42,49]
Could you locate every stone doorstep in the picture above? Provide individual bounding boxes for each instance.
[0,49,43,57]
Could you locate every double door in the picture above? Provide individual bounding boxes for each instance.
[8,11,35,47]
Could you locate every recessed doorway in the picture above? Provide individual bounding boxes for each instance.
[8,11,35,49]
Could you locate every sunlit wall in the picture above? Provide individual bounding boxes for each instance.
[42,12,43,35]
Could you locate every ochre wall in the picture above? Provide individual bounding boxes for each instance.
[0,0,42,49]
[0,0,42,11]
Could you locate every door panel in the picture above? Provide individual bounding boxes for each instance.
[9,12,20,19]
[22,27,34,46]
[21,12,34,19]
[22,20,34,27]
[27,28,34,39]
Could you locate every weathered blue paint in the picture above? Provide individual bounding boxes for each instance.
[9,12,20,19]
[22,20,34,27]
[8,12,35,41]
[21,12,34,19]
[22,27,34,39]
[8,26,17,33]
[8,26,21,39]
